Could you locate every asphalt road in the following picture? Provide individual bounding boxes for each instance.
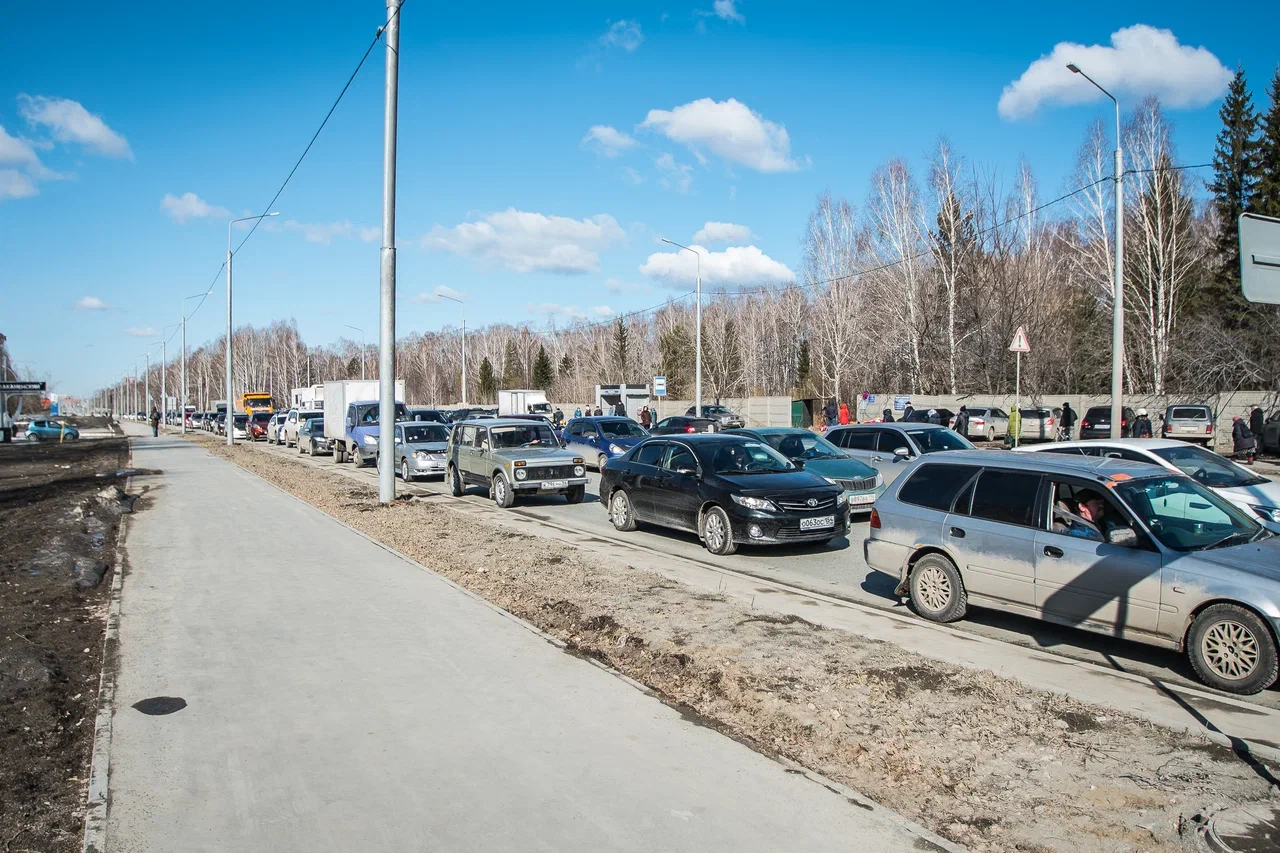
[245,433,1280,712]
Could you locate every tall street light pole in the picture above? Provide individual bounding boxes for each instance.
[180,291,210,435]
[437,293,466,406]
[661,239,702,416]
[344,324,367,380]
[227,212,280,446]
[1068,62,1124,439]
[376,0,403,504]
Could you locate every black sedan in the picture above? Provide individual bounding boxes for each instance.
[599,434,848,555]
[649,416,718,435]
[297,417,331,455]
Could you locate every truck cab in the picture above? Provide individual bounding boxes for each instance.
[340,400,408,466]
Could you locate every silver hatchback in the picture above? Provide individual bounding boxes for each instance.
[864,450,1280,694]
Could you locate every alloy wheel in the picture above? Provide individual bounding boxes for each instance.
[611,492,628,526]
[916,565,952,613]
[705,512,726,550]
[1201,620,1260,681]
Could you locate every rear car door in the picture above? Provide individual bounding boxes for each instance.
[653,443,702,530]
[872,429,916,486]
[1034,478,1162,635]
[944,467,1041,609]
[830,428,880,468]
[624,441,667,518]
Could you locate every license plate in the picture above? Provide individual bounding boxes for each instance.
[800,515,835,530]
[849,494,875,505]
[540,479,569,489]
[427,459,443,468]
[1180,426,1198,433]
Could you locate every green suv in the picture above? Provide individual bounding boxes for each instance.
[447,418,588,508]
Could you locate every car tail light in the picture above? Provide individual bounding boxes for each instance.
[1046,417,1054,426]
[1081,420,1090,429]
[1122,419,1128,427]
[869,508,881,529]
[972,418,984,425]
[1165,423,1173,433]
[685,425,696,433]
[1206,424,1213,434]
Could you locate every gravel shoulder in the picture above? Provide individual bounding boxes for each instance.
[184,431,1279,852]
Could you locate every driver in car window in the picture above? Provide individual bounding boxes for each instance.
[1054,488,1138,545]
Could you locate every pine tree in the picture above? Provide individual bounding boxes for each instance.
[795,338,811,391]
[1208,69,1261,282]
[501,340,523,387]
[611,318,630,377]
[558,353,573,378]
[477,357,497,401]
[532,345,554,389]
[658,325,692,398]
[1256,68,1280,218]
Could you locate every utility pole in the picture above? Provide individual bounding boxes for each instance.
[226,212,279,446]
[439,293,466,405]
[377,0,402,504]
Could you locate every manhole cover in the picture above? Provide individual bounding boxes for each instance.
[132,696,187,716]
[1208,804,1280,852]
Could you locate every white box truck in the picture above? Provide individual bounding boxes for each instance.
[498,389,551,416]
[323,380,407,466]
[291,384,325,409]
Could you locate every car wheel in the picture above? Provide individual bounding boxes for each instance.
[986,427,995,442]
[597,453,608,472]
[26,432,40,442]
[335,443,347,464]
[565,484,585,504]
[1187,604,1278,695]
[700,506,737,555]
[401,460,411,481]
[609,490,637,531]
[449,465,464,497]
[909,554,967,623]
[492,472,515,508]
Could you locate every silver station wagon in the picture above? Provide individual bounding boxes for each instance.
[446,418,587,508]
[864,450,1280,694]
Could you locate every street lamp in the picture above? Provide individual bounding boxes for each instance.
[180,290,211,435]
[1068,62,1124,439]
[661,238,702,417]
[159,324,180,428]
[226,212,280,445]
[344,324,367,380]
[436,293,467,406]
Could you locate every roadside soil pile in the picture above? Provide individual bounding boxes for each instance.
[191,432,1280,853]
[0,437,133,853]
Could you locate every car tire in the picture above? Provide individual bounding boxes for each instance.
[492,472,515,508]
[401,460,411,482]
[26,432,39,442]
[597,453,608,472]
[609,490,637,531]
[700,506,737,555]
[565,484,585,504]
[909,553,968,623]
[335,443,347,464]
[986,427,995,442]
[449,465,463,497]
[1187,604,1278,695]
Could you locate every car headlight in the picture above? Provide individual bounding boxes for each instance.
[515,467,527,480]
[414,451,427,460]
[874,473,883,488]
[609,443,625,455]
[731,494,778,511]
[1249,504,1280,524]
[363,435,378,446]
[574,465,585,477]
[836,491,848,506]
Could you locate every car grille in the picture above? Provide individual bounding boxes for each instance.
[525,464,575,480]
[776,522,836,539]
[832,476,876,492]
[773,495,838,512]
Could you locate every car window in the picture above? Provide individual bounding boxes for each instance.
[475,427,489,449]
[599,420,647,438]
[1084,407,1110,420]
[1113,476,1265,551]
[1096,447,1153,464]
[1042,446,1099,457]
[839,429,877,451]
[897,463,980,512]
[402,424,448,443]
[710,441,793,474]
[761,431,844,460]
[970,468,1041,527]
[664,444,698,473]
[904,428,971,453]
[457,425,476,447]
[1171,407,1210,420]
[657,418,675,429]
[991,409,1008,418]
[879,429,911,455]
[1151,445,1263,488]
[633,442,666,466]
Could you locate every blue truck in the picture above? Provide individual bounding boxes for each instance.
[322,380,407,466]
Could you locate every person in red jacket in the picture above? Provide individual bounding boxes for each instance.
[838,402,850,425]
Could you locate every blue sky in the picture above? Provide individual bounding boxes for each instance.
[1,0,1275,396]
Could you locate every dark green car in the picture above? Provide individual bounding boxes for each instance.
[727,427,882,513]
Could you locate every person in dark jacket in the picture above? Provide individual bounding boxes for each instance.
[1232,416,1257,463]
[823,400,838,427]
[1250,406,1265,439]
[1059,403,1076,440]
[926,409,941,425]
[1132,408,1153,439]
[614,400,627,417]
[953,406,969,436]
[881,408,894,423]
[149,407,161,437]
[901,401,915,422]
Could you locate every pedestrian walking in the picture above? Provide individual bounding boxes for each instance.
[881,408,894,424]
[838,402,850,425]
[901,401,914,422]
[614,399,627,417]
[953,406,969,437]
[639,406,652,429]
[1059,402,1076,441]
[823,400,838,428]
[1250,406,1265,440]
[1132,408,1153,438]
[149,407,161,437]
[1232,416,1257,464]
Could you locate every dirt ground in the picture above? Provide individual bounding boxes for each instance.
[0,437,133,853]
[186,432,1280,853]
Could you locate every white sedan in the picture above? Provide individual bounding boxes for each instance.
[1018,438,1280,532]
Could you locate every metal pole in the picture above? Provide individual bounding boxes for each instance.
[460,304,467,407]
[161,337,167,428]
[226,235,234,446]
[1111,107,1125,439]
[1014,351,1021,449]
[377,0,402,504]
[181,311,186,434]
[145,349,151,414]
[695,260,702,418]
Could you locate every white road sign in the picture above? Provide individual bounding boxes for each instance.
[1008,326,1031,353]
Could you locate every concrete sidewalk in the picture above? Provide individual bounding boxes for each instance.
[105,430,948,852]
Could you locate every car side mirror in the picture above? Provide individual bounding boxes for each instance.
[1106,527,1140,548]
[893,447,910,458]
[675,467,697,476]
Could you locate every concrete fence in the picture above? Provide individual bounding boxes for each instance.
[551,396,794,428]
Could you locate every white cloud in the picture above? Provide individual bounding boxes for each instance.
[640,244,795,288]
[582,124,636,158]
[18,95,132,159]
[410,285,467,304]
[423,209,626,274]
[641,98,799,173]
[623,166,645,185]
[0,125,40,168]
[161,192,231,223]
[600,19,643,52]
[713,0,745,23]
[74,296,112,311]
[693,221,752,244]
[125,326,160,338]
[591,305,615,317]
[0,169,37,200]
[998,25,1232,120]
[655,153,694,193]
[281,219,380,245]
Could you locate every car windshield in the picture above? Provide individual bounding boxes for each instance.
[905,429,972,453]
[1170,407,1209,420]
[491,424,558,448]
[234,415,248,424]
[711,441,796,474]
[1151,445,1267,488]
[252,412,272,423]
[1084,408,1110,420]
[402,424,448,443]
[411,410,447,423]
[702,406,730,415]
[599,420,648,438]
[759,431,844,460]
[305,419,323,430]
[1113,475,1269,552]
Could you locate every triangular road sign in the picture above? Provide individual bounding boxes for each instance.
[1008,326,1031,353]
